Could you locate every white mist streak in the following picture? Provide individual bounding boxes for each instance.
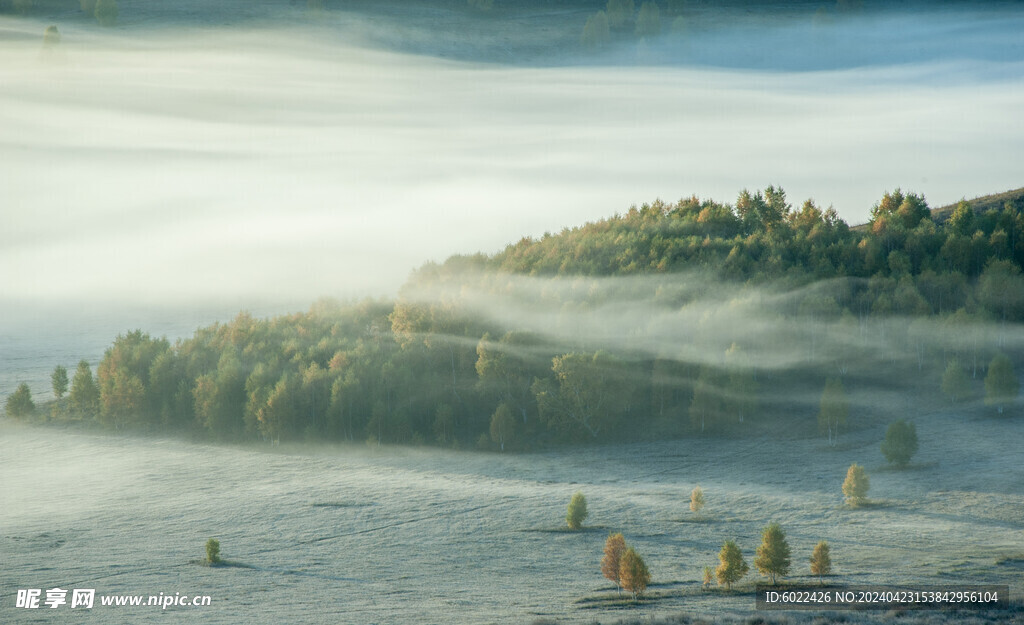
[0,19,1022,310]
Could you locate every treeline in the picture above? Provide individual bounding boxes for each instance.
[23,186,1024,448]
[0,0,117,21]
[488,187,1024,285]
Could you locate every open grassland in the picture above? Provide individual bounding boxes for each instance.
[2,403,1022,624]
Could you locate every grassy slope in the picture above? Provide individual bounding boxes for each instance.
[931,187,1024,224]
[2,395,1022,624]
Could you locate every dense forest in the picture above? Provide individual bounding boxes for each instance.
[16,186,1024,449]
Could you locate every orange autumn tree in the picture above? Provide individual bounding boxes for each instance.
[601,533,627,592]
[619,547,651,599]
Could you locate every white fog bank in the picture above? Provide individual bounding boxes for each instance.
[1,11,1023,311]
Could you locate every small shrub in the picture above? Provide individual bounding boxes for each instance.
[43,25,61,48]
[842,463,869,506]
[881,420,918,468]
[810,540,831,584]
[702,565,713,588]
[205,538,221,565]
[566,491,588,530]
[690,485,705,517]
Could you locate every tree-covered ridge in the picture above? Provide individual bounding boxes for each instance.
[485,186,1024,284]
[25,186,1024,449]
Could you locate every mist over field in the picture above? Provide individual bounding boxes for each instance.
[3,2,1024,623]
[1,1,1022,316]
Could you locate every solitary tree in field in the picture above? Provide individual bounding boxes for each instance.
[619,547,650,599]
[754,522,791,584]
[842,463,869,506]
[690,485,705,518]
[881,419,918,468]
[941,359,971,403]
[601,533,627,592]
[566,491,588,530]
[52,365,68,400]
[818,377,848,447]
[716,540,748,590]
[809,540,831,585]
[5,383,35,418]
[985,352,1018,415]
[205,538,221,565]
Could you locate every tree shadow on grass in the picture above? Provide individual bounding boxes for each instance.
[190,558,256,569]
[671,516,721,524]
[519,525,610,534]
[873,460,939,473]
[841,499,898,510]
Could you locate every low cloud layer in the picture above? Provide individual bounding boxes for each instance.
[1,8,1022,314]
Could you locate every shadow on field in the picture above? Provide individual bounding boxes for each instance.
[519,525,611,534]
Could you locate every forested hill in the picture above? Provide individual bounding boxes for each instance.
[473,186,1024,280]
[21,186,1024,450]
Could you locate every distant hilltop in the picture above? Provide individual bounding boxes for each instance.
[931,187,1024,224]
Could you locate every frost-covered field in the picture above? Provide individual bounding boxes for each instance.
[2,409,1022,624]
